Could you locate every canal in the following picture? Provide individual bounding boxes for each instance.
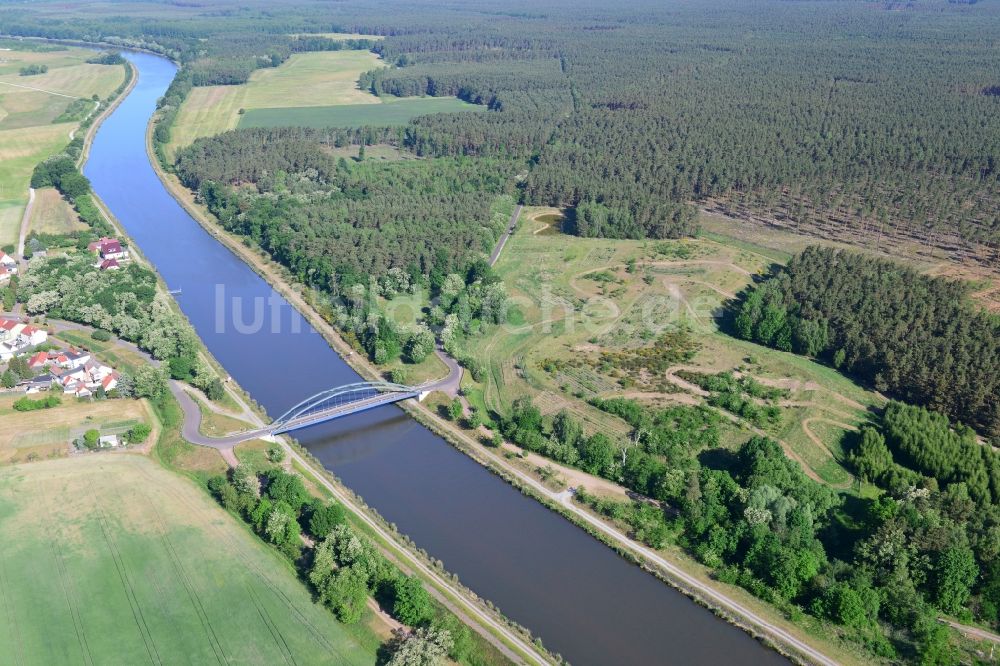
[84,51,786,666]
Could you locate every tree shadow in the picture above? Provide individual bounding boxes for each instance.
[698,447,739,473]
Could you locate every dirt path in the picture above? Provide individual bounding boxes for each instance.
[613,390,702,406]
[16,187,34,270]
[512,444,629,500]
[0,79,77,98]
[939,618,1000,645]
[664,365,711,397]
[641,258,755,277]
[183,384,260,426]
[661,365,827,483]
[801,416,856,461]
[489,204,523,266]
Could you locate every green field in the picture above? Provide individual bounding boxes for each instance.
[0,456,374,665]
[0,44,125,245]
[167,50,383,157]
[239,96,483,129]
[168,50,484,158]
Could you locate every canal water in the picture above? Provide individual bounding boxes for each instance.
[84,51,786,666]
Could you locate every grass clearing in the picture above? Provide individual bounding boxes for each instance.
[239,96,483,129]
[189,392,254,437]
[0,122,71,244]
[235,439,281,473]
[0,455,374,665]
[243,51,382,107]
[454,206,884,485]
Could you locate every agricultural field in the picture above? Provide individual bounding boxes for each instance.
[0,395,153,464]
[27,186,86,235]
[239,96,482,129]
[0,42,125,246]
[166,51,382,157]
[167,49,479,157]
[455,207,885,485]
[0,455,374,665]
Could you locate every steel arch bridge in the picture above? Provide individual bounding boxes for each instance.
[268,381,421,435]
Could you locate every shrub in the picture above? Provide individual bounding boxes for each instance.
[13,395,61,411]
[126,423,152,444]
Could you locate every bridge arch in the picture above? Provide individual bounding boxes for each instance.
[270,381,420,434]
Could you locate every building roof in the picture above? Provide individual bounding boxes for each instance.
[100,258,120,270]
[99,239,123,254]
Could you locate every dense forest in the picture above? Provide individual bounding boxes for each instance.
[174,126,517,290]
[733,246,1000,437]
[4,0,1000,252]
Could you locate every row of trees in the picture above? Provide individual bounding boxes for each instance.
[732,246,1000,437]
[206,465,480,664]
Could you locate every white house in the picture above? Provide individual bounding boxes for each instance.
[56,348,91,370]
[0,320,48,359]
[89,237,129,262]
[0,251,17,274]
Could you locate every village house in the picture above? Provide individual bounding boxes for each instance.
[27,347,89,370]
[0,320,48,360]
[20,345,122,397]
[88,237,130,262]
[0,250,17,275]
[54,359,118,398]
[23,374,53,394]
